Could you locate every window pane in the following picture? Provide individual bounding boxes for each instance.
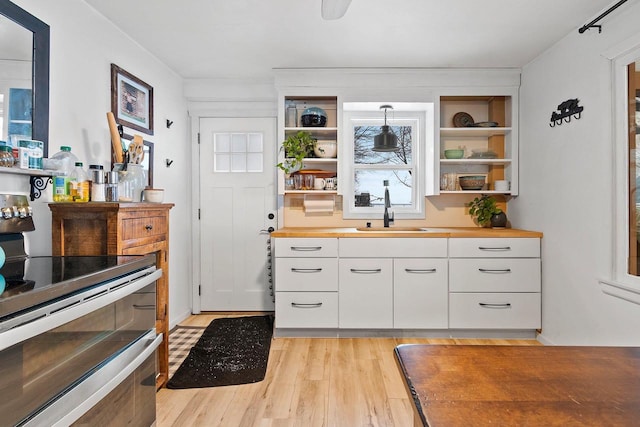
[214,133,230,153]
[231,133,247,152]
[354,125,413,165]
[353,170,413,207]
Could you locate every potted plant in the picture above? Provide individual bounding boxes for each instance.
[466,194,507,228]
[276,131,316,174]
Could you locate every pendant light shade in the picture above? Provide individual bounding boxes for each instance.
[373,105,398,152]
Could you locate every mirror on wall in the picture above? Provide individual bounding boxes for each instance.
[0,0,50,156]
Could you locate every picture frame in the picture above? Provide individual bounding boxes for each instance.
[110,64,154,135]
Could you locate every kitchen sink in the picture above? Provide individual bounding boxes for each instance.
[356,226,431,232]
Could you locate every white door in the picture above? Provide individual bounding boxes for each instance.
[198,117,277,311]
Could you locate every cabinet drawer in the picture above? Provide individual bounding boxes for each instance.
[449,259,541,292]
[275,258,338,292]
[449,238,540,258]
[449,292,541,329]
[275,292,338,328]
[339,238,447,258]
[274,238,338,257]
[122,216,167,241]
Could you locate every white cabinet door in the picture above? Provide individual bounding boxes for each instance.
[339,258,393,328]
[449,238,540,258]
[394,259,449,329]
[274,238,338,258]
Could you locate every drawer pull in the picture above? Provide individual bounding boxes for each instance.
[291,268,322,273]
[479,302,512,309]
[145,225,153,230]
[478,246,511,251]
[290,246,322,251]
[350,268,382,274]
[291,302,323,308]
[405,268,437,273]
[478,268,512,273]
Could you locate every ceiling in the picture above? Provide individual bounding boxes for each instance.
[84,0,618,81]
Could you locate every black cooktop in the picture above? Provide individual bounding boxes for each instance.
[0,255,156,319]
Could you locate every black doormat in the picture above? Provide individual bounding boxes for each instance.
[166,315,273,389]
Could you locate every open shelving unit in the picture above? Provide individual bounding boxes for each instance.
[437,95,518,196]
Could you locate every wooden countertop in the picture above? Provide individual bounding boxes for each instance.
[394,345,640,427]
[271,227,542,238]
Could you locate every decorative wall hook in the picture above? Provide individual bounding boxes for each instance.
[166,158,174,167]
[166,119,174,128]
[550,98,584,127]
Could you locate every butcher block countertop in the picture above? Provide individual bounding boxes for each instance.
[271,227,542,238]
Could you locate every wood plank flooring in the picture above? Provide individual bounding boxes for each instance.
[156,313,540,427]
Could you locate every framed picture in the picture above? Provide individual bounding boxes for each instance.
[111,64,154,135]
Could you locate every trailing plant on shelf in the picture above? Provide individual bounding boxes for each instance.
[466,194,507,227]
[276,131,316,174]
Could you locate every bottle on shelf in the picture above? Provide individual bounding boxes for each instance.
[69,162,90,202]
[0,145,15,167]
[50,146,80,202]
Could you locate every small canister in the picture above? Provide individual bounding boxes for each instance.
[105,171,119,202]
[89,165,105,202]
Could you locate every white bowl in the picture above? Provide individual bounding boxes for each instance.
[313,141,337,158]
[143,189,164,203]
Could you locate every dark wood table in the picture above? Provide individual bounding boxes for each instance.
[394,345,640,427]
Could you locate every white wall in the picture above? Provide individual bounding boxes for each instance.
[514,4,640,344]
[7,0,192,326]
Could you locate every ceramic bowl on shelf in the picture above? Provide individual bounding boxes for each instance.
[444,149,464,159]
[300,107,327,127]
[313,140,337,158]
[458,176,486,190]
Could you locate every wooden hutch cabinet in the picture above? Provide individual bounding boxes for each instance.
[49,202,174,389]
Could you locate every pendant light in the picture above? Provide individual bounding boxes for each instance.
[373,105,398,152]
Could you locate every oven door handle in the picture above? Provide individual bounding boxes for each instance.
[24,330,163,427]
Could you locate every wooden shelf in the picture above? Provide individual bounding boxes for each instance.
[440,158,512,165]
[440,127,511,137]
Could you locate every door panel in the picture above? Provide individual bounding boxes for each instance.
[199,117,276,311]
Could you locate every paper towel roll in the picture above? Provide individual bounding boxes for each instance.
[303,199,334,213]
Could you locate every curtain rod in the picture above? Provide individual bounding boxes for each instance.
[579,0,628,33]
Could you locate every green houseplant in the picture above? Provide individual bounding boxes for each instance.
[466,194,507,227]
[276,131,316,174]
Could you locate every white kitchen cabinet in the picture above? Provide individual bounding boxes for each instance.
[274,238,339,329]
[339,237,448,329]
[436,92,519,196]
[339,258,393,329]
[394,258,448,329]
[448,237,541,329]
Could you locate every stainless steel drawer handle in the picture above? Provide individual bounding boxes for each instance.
[479,303,512,309]
[291,302,323,308]
[478,268,512,273]
[405,268,437,273]
[478,246,511,251]
[350,268,382,274]
[290,246,322,251]
[291,268,322,273]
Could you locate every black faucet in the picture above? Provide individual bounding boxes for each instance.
[383,180,394,227]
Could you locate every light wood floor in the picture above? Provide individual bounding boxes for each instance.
[156,313,541,427]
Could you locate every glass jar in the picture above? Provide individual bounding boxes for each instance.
[0,146,15,167]
[117,163,146,202]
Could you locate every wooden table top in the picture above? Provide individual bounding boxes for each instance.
[394,345,640,427]
[271,227,543,238]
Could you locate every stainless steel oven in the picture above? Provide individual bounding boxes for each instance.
[0,194,162,426]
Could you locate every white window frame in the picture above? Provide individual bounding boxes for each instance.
[341,102,433,220]
[601,38,640,303]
